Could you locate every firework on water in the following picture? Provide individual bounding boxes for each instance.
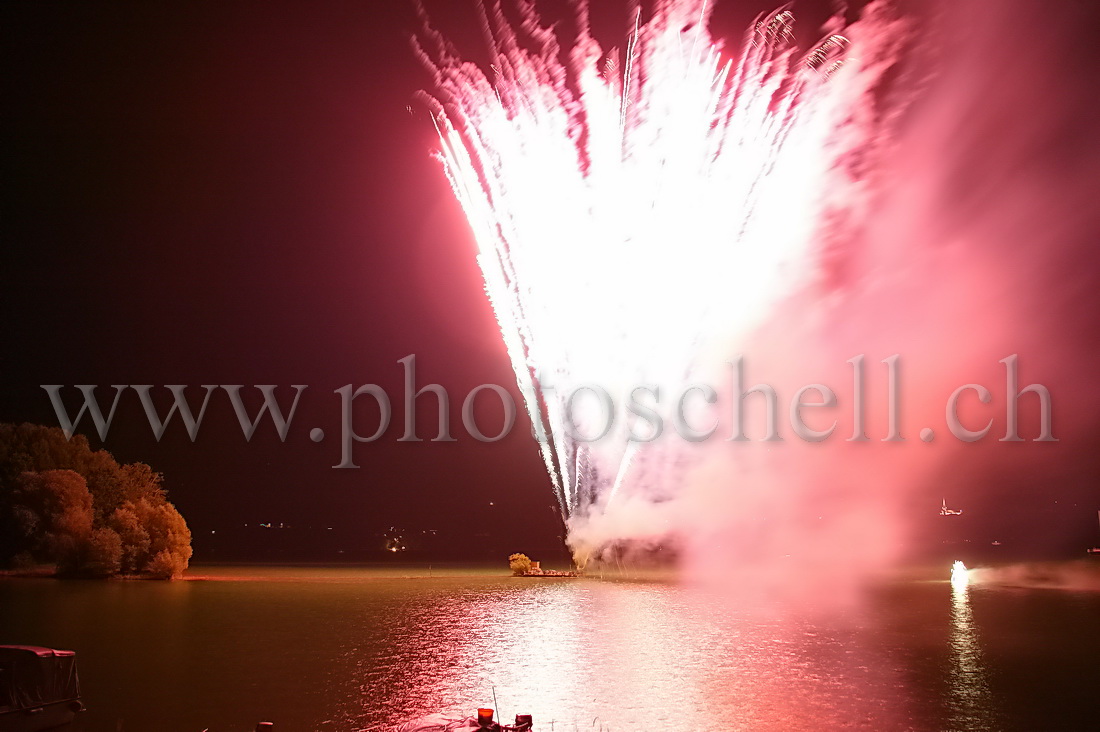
[416,1,910,565]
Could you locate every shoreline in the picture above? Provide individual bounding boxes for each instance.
[4,558,1098,587]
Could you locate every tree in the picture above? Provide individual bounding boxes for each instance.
[0,423,193,579]
[145,549,186,580]
[509,553,532,576]
[109,498,191,578]
[108,504,150,574]
[84,528,123,577]
[140,500,192,578]
[11,470,94,573]
[118,462,166,505]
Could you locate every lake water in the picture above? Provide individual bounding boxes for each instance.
[1,564,1097,731]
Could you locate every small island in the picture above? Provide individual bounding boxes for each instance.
[508,552,578,577]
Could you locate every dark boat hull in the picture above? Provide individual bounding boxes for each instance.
[0,700,82,732]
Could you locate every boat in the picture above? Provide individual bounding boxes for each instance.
[939,498,963,516]
[0,646,84,731]
[520,561,578,577]
[396,709,533,731]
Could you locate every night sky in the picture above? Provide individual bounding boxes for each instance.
[3,0,1099,562]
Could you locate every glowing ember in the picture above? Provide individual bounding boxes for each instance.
[418,1,907,560]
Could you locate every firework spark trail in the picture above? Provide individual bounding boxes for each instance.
[417,1,907,560]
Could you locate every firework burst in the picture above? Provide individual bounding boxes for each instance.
[416,1,908,561]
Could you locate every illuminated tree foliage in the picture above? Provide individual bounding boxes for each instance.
[509,553,532,576]
[0,423,192,579]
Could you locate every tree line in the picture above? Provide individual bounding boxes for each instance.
[0,423,192,579]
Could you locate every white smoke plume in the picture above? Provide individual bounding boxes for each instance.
[421,0,1100,600]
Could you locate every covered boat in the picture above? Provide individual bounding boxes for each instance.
[0,646,84,732]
